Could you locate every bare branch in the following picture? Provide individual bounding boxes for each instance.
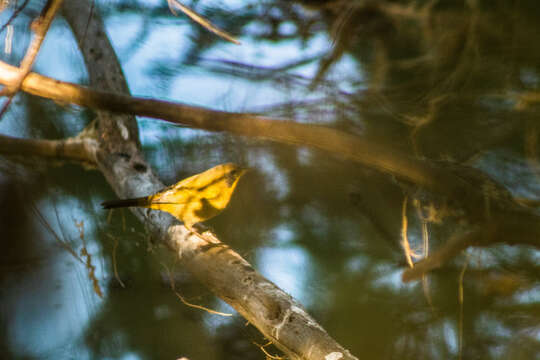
[0,59,473,196]
[162,262,233,317]
[167,0,241,44]
[1,0,64,96]
[2,58,539,241]
[0,1,536,296]
[0,132,97,167]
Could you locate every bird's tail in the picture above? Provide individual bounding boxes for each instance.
[101,196,148,209]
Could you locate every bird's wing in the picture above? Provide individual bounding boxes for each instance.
[150,185,198,204]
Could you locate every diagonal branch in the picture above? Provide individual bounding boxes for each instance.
[1,58,539,247]
[0,59,479,199]
[167,0,240,44]
[0,2,536,296]
[58,1,358,359]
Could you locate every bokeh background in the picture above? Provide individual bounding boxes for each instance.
[0,0,539,359]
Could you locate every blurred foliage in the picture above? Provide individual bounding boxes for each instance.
[1,0,539,359]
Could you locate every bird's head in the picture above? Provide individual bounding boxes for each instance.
[221,163,248,187]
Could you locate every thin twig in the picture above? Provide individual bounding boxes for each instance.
[30,201,84,264]
[400,195,414,268]
[253,341,285,360]
[112,236,125,288]
[106,208,113,223]
[0,0,64,98]
[0,96,13,119]
[106,233,126,288]
[80,245,104,298]
[420,220,434,310]
[162,262,233,317]
[0,0,32,35]
[167,0,240,45]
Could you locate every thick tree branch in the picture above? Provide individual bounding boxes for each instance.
[0,0,535,303]
[2,57,538,229]
[58,1,358,359]
[2,44,539,284]
[0,59,491,201]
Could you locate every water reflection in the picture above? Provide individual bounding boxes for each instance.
[1,0,539,359]
[4,253,95,358]
[0,182,103,359]
[257,245,315,307]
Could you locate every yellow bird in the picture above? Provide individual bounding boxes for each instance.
[102,163,247,230]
